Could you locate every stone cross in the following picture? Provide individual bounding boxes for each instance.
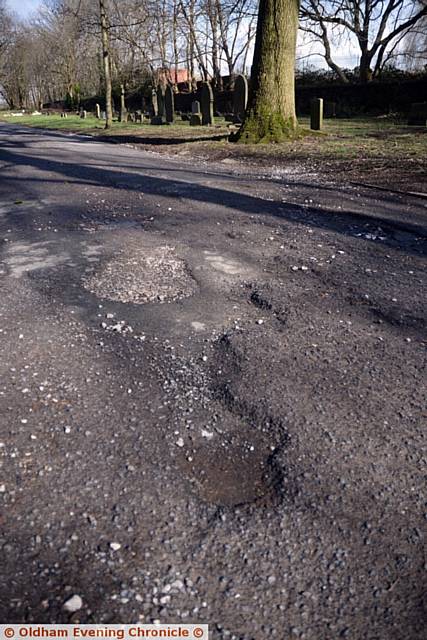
[200,82,214,126]
[310,98,323,131]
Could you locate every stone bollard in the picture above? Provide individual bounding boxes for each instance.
[310,98,323,131]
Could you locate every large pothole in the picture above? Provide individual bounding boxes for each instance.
[82,245,197,304]
[183,444,282,507]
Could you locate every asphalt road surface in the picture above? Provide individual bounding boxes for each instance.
[0,123,426,639]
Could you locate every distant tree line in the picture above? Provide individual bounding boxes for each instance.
[0,0,426,111]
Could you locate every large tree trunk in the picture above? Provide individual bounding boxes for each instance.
[99,0,113,129]
[236,0,300,143]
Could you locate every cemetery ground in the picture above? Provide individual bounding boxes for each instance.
[0,122,426,640]
[1,112,426,194]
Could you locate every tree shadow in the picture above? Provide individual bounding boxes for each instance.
[0,140,426,255]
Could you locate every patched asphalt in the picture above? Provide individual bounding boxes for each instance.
[0,123,426,639]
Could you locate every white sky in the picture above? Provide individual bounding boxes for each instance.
[6,0,359,70]
[7,0,42,18]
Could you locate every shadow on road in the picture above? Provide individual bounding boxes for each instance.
[0,137,426,256]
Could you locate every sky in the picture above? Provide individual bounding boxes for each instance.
[7,0,42,18]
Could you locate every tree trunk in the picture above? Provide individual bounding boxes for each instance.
[236,0,300,143]
[359,50,373,83]
[99,0,113,129]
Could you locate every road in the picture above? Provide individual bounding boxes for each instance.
[0,124,426,639]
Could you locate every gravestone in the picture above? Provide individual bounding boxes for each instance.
[407,102,427,126]
[200,82,214,125]
[151,89,158,116]
[95,103,101,119]
[324,101,336,118]
[135,112,143,123]
[165,85,175,123]
[151,86,166,124]
[157,86,165,117]
[101,111,106,120]
[233,75,248,123]
[310,98,323,131]
[80,110,87,119]
[190,100,202,126]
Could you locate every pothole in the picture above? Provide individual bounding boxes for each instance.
[184,445,282,507]
[82,245,197,304]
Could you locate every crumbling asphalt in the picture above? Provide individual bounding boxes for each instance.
[0,123,426,640]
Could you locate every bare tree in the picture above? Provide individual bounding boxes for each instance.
[99,0,113,127]
[300,0,427,83]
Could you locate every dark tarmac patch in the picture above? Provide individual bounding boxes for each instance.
[183,444,282,507]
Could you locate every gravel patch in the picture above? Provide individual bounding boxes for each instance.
[82,244,197,304]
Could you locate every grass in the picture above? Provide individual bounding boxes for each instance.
[0,113,229,137]
[1,111,426,191]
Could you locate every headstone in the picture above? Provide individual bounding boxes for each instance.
[151,86,165,125]
[310,98,323,131]
[233,75,248,123]
[190,100,202,126]
[95,103,101,119]
[324,102,336,118]
[165,85,174,123]
[407,102,427,126]
[200,82,214,126]
[157,86,165,118]
[101,111,106,120]
[151,89,158,116]
[135,112,143,124]
[80,110,87,119]
[190,113,202,126]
